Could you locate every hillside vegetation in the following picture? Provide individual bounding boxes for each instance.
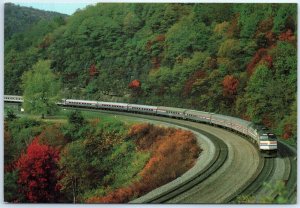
[4,3,67,40]
[4,3,297,143]
[4,109,200,202]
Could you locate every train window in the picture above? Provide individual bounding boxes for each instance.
[260,135,268,140]
[268,134,277,140]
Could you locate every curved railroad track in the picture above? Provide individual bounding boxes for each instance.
[5,103,297,203]
[96,109,297,204]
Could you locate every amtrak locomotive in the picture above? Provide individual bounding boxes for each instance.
[4,95,278,156]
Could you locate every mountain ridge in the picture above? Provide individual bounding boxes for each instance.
[5,2,68,40]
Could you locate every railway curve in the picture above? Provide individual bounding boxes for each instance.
[86,110,296,204]
[63,109,264,203]
[4,102,297,203]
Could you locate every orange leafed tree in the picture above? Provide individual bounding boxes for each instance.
[246,48,273,76]
[222,75,239,96]
[279,29,296,42]
[283,124,293,139]
[128,79,141,89]
[128,79,143,97]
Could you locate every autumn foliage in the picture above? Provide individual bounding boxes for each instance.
[16,137,61,202]
[279,29,296,42]
[183,70,206,97]
[87,124,201,203]
[39,124,67,149]
[137,128,200,188]
[151,56,161,69]
[89,64,98,76]
[222,75,239,96]
[283,124,293,139]
[128,79,141,89]
[247,48,273,76]
[262,114,274,129]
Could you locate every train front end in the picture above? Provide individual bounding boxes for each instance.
[259,132,278,157]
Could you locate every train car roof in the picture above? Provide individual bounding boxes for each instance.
[211,113,232,120]
[128,104,157,109]
[98,101,128,105]
[185,109,211,115]
[157,106,187,112]
[4,95,23,98]
[66,99,97,103]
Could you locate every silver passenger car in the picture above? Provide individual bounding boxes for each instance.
[157,106,186,119]
[211,114,232,128]
[128,104,157,114]
[65,99,98,108]
[247,123,260,143]
[230,117,251,135]
[97,101,128,111]
[184,109,212,124]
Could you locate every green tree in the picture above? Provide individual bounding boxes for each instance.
[4,171,23,202]
[59,139,104,203]
[68,110,85,127]
[273,4,297,34]
[217,39,241,59]
[244,64,272,124]
[234,4,274,38]
[243,64,290,127]
[193,3,233,26]
[6,118,43,164]
[21,60,61,118]
[6,109,17,121]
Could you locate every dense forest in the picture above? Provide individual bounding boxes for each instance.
[4,3,297,143]
[4,3,67,40]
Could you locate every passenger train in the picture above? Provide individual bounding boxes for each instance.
[4,95,277,156]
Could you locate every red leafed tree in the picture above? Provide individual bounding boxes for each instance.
[246,48,272,76]
[128,79,141,89]
[89,64,98,76]
[16,137,61,202]
[129,79,142,97]
[222,75,239,96]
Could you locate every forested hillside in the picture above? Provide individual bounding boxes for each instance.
[4,3,67,40]
[4,3,297,142]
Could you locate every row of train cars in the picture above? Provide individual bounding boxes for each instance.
[4,95,277,156]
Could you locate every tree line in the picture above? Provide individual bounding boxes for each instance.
[5,3,297,143]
